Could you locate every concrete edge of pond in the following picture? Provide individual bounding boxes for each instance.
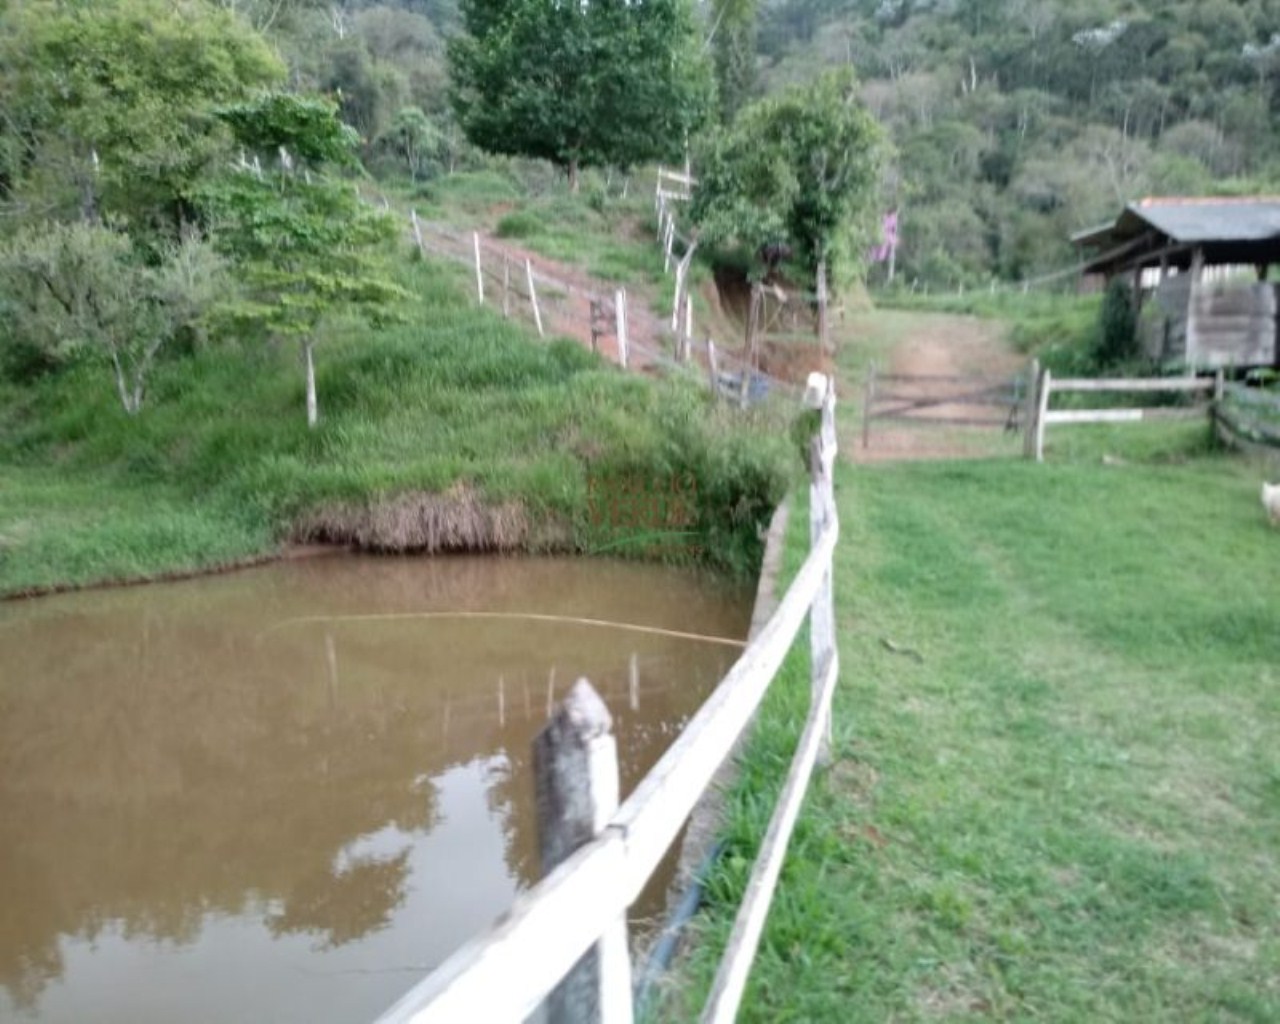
[633,498,792,986]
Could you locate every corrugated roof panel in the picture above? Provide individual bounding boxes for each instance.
[1128,198,1280,243]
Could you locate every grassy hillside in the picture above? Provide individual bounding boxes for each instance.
[665,407,1279,1020]
[0,257,793,596]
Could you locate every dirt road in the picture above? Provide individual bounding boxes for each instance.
[843,310,1028,463]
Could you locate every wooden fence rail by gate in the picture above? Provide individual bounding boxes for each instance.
[374,380,839,1024]
[1025,364,1222,461]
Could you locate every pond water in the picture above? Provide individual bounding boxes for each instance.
[0,554,753,1024]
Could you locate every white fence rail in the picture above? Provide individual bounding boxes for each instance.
[375,380,839,1024]
[1025,363,1222,461]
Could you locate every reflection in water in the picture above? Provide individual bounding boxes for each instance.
[0,555,751,1024]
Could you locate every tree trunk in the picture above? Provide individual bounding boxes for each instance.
[568,157,580,194]
[304,339,318,428]
[816,256,830,354]
[109,350,138,415]
[745,280,762,368]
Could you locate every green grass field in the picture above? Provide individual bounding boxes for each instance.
[669,417,1279,1020]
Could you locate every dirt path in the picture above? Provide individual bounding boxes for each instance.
[843,310,1028,463]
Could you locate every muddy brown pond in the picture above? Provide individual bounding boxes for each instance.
[0,555,753,1023]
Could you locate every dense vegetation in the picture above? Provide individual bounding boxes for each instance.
[753,0,1280,286]
[0,0,795,594]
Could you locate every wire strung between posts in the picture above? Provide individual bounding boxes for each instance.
[257,610,748,647]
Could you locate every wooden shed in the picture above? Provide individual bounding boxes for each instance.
[1072,197,1280,370]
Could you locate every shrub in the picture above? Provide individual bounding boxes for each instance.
[1093,278,1139,368]
[494,210,543,239]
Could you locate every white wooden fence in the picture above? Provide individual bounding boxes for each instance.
[374,379,839,1024]
[1024,361,1223,461]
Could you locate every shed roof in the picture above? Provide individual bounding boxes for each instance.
[1073,197,1280,275]
[1117,197,1280,244]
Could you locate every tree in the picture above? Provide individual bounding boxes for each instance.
[200,95,407,428]
[0,222,224,411]
[449,0,712,190]
[691,71,883,348]
[710,0,759,122]
[378,107,444,179]
[0,0,283,234]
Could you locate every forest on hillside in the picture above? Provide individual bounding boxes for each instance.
[755,0,1280,285]
[220,0,1280,286]
[3,0,1278,315]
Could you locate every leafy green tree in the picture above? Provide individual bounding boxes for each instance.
[449,0,711,190]
[378,107,444,180]
[0,0,283,234]
[0,222,224,410]
[711,0,759,122]
[691,71,883,283]
[200,95,407,428]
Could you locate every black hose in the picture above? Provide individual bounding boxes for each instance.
[632,839,726,1020]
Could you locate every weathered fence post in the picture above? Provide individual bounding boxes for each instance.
[533,680,633,1024]
[502,257,511,318]
[526,260,545,338]
[861,363,877,450]
[1034,367,1052,463]
[1213,367,1225,403]
[707,340,720,397]
[1022,359,1040,460]
[410,209,425,256]
[473,232,484,305]
[615,289,629,369]
[745,281,762,370]
[683,293,694,362]
[590,299,603,355]
[809,381,837,762]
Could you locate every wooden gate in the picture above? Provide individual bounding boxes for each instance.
[860,367,1028,456]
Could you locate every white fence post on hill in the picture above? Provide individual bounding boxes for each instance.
[526,259,544,338]
[614,289,629,369]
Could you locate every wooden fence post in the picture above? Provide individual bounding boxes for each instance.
[615,289,629,369]
[861,363,876,450]
[683,293,693,362]
[590,300,603,355]
[533,680,633,1024]
[526,260,545,338]
[410,209,425,256]
[1022,359,1040,460]
[707,340,719,397]
[809,382,837,762]
[745,281,762,370]
[502,257,511,318]
[1034,368,1052,463]
[473,232,484,305]
[1213,367,1225,403]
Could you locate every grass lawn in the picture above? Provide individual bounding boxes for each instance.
[669,421,1279,1020]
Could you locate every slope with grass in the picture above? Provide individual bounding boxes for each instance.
[0,257,794,597]
[659,311,1279,1021]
